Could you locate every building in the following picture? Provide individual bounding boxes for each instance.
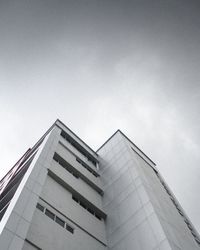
[0,119,199,250]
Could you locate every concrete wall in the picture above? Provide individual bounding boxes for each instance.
[131,149,199,250]
[98,131,199,250]
[50,160,102,208]
[99,131,167,250]
[0,124,107,250]
[55,141,102,191]
[40,175,107,244]
[21,125,107,249]
[24,200,106,250]
[0,126,61,250]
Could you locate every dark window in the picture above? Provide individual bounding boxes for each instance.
[53,156,59,163]
[191,231,196,237]
[195,238,200,245]
[71,195,102,220]
[179,210,184,216]
[95,214,101,220]
[72,196,79,203]
[0,203,10,221]
[93,172,98,177]
[87,168,92,173]
[25,239,42,250]
[76,157,98,177]
[188,224,193,230]
[36,203,44,212]
[80,201,86,209]
[61,131,97,167]
[35,202,76,235]
[45,209,55,220]
[0,154,36,222]
[55,216,65,227]
[73,173,79,178]
[87,207,94,215]
[66,224,74,234]
[53,153,80,179]
[76,158,82,164]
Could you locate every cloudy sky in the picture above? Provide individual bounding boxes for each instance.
[0,0,200,232]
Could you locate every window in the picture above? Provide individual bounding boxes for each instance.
[95,214,101,221]
[195,238,200,245]
[54,157,59,163]
[53,153,79,179]
[0,203,10,221]
[72,196,79,203]
[87,207,94,215]
[36,203,44,212]
[191,231,196,237]
[76,158,99,177]
[80,201,87,209]
[76,158,82,164]
[66,224,74,234]
[60,130,97,167]
[45,209,55,220]
[72,195,102,221]
[72,172,79,178]
[55,216,65,227]
[25,239,42,250]
[36,203,75,234]
[0,154,36,222]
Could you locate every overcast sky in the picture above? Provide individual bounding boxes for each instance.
[0,0,200,233]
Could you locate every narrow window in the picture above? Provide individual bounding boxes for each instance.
[54,158,59,163]
[72,172,79,178]
[76,158,82,164]
[188,224,193,230]
[55,216,65,227]
[195,238,200,245]
[87,168,92,173]
[72,196,79,203]
[95,214,101,220]
[36,203,44,212]
[93,172,98,177]
[191,231,196,237]
[66,224,74,234]
[45,209,55,220]
[87,207,94,215]
[80,201,86,209]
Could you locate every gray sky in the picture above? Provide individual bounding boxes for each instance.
[0,0,200,233]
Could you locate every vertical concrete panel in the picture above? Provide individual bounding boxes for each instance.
[99,131,170,250]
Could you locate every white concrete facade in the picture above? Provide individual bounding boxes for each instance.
[0,119,199,250]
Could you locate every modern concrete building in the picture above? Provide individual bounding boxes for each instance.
[0,119,199,250]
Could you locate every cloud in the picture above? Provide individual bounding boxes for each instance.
[0,0,200,233]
